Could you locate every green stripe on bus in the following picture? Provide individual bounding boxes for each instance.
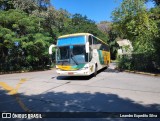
[72,64,85,70]
[98,50,104,65]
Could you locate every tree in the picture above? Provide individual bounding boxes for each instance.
[0,0,51,13]
[0,9,52,71]
[112,0,158,53]
[146,0,160,6]
[154,0,160,5]
[97,21,119,60]
[0,0,110,72]
[149,6,160,68]
[112,0,160,72]
[0,0,14,10]
[66,14,109,43]
[97,21,112,34]
[108,29,119,60]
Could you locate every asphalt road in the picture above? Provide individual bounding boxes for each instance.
[0,63,160,121]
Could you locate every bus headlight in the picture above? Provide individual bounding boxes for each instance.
[80,67,89,70]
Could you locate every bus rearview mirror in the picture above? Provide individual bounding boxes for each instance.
[86,42,89,53]
[49,44,56,54]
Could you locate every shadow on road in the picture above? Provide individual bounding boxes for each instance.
[56,75,93,81]
[0,87,160,121]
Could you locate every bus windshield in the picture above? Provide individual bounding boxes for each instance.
[57,36,85,46]
[57,45,87,65]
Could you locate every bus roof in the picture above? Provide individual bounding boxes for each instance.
[58,33,92,39]
[58,33,108,46]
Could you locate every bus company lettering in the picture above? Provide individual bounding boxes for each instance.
[12,113,42,119]
[28,114,42,119]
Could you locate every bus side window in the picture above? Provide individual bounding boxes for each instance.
[93,37,97,49]
[100,44,104,50]
[102,44,107,51]
[99,42,109,51]
[88,35,92,45]
[93,37,97,44]
[106,45,110,51]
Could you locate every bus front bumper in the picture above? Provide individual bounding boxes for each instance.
[56,69,91,76]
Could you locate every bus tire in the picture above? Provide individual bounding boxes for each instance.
[94,65,97,77]
[107,61,109,67]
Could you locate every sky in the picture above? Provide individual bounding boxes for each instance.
[51,0,155,23]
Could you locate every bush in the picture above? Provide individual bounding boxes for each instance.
[118,53,160,73]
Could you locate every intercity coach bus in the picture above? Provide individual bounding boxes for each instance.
[49,33,110,76]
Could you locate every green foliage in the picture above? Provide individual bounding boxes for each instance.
[112,0,160,72]
[118,53,160,72]
[112,0,158,47]
[0,0,50,13]
[145,0,160,6]
[61,13,109,43]
[0,1,108,72]
[97,21,119,60]
[150,6,160,69]
[118,55,132,70]
[108,29,119,60]
[0,9,52,71]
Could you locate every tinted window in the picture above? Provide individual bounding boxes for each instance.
[93,37,97,44]
[88,36,92,45]
[57,36,85,46]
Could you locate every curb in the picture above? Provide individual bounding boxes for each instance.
[0,68,55,75]
[124,70,160,77]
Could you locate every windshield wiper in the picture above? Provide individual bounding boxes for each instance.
[71,56,78,65]
[70,52,79,65]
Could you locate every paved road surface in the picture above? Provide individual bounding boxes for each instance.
[0,63,160,121]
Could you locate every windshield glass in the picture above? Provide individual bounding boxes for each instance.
[57,45,87,65]
[57,36,85,46]
[57,46,70,65]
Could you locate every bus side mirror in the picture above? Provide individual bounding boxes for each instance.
[86,42,89,53]
[49,44,56,54]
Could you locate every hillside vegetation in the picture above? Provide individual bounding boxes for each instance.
[0,0,108,72]
[0,0,159,73]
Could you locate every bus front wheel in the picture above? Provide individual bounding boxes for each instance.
[94,65,97,77]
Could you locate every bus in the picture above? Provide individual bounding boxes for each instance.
[49,33,110,76]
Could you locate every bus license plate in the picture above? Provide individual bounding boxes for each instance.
[68,72,74,75]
